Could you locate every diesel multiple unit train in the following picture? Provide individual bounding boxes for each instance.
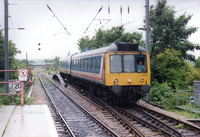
[59,42,150,104]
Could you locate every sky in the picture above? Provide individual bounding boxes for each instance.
[0,0,200,60]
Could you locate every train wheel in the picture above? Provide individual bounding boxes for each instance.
[114,93,123,104]
[89,84,94,93]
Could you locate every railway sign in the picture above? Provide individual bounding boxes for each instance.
[12,82,22,92]
[19,68,27,81]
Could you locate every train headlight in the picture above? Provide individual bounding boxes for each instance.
[140,78,144,83]
[128,79,132,83]
[114,79,118,83]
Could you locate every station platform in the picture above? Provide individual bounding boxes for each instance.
[0,105,58,137]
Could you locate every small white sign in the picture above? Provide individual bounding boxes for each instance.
[19,68,27,81]
[12,82,22,92]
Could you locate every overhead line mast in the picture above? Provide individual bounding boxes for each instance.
[4,0,9,93]
[145,0,150,102]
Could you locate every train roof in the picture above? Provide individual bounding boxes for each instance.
[60,42,148,61]
[73,42,148,58]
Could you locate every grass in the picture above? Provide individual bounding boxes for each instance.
[0,82,35,106]
[171,109,200,119]
[175,123,185,129]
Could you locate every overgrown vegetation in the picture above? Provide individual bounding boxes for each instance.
[0,30,35,105]
[149,0,200,113]
[0,85,34,105]
[0,30,21,81]
[44,56,60,72]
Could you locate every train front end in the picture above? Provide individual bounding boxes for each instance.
[105,43,150,104]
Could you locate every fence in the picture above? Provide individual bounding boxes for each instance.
[176,90,200,114]
[0,70,24,106]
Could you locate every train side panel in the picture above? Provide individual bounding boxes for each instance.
[69,53,106,85]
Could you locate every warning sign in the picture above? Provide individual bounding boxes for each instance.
[19,68,27,81]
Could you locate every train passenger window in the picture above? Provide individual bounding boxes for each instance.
[124,55,135,72]
[80,59,83,69]
[79,59,81,69]
[74,60,76,69]
[110,55,122,73]
[74,59,76,69]
[92,58,96,70]
[83,59,86,70]
[67,59,70,69]
[88,58,92,70]
[136,55,147,73]
[75,59,78,70]
[72,60,74,69]
[86,58,89,70]
[97,57,101,70]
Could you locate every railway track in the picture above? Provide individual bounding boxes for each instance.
[50,73,200,136]
[50,75,175,136]
[134,105,200,137]
[38,73,75,137]
[38,73,119,137]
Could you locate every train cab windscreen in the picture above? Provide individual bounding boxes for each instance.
[110,55,122,73]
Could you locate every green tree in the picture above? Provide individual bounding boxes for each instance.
[44,57,60,71]
[195,57,200,69]
[0,30,4,80]
[155,48,182,83]
[51,56,60,71]
[150,0,200,61]
[150,0,200,84]
[17,59,28,69]
[44,59,54,63]
[77,27,145,52]
[154,48,200,89]
[0,30,21,80]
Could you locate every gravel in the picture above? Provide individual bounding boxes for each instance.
[138,100,198,126]
[31,74,199,128]
[31,76,49,105]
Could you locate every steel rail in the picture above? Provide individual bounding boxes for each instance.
[64,82,146,137]
[116,107,178,137]
[42,73,120,137]
[38,73,76,137]
[136,105,200,136]
[66,84,146,137]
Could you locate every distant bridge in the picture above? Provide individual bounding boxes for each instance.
[29,63,52,70]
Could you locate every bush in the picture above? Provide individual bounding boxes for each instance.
[150,80,176,109]
[0,84,34,106]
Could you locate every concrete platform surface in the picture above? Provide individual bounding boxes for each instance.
[0,105,58,137]
[0,106,15,136]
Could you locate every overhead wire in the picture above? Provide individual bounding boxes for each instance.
[83,6,103,34]
[46,4,71,36]
[65,0,94,24]
[176,3,200,12]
